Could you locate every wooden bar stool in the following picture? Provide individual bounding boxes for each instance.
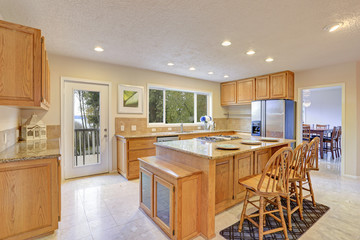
[302,137,320,207]
[238,147,294,240]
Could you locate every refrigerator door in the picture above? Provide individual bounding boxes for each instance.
[265,100,285,138]
[251,101,262,136]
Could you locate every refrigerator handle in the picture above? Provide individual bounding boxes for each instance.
[261,101,266,137]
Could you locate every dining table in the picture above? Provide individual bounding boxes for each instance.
[310,128,333,159]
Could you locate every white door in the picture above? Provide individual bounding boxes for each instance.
[64,80,109,179]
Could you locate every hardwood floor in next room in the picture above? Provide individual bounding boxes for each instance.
[40,155,360,240]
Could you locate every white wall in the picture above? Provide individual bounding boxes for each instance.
[0,106,20,131]
[303,87,342,128]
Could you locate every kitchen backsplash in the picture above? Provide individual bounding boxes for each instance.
[0,127,18,152]
[115,117,251,135]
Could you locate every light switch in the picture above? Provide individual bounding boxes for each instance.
[131,125,137,131]
[120,125,125,131]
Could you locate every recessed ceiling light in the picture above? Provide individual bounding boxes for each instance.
[324,22,343,32]
[167,62,174,66]
[224,75,229,78]
[246,50,256,55]
[265,57,274,62]
[189,67,196,71]
[221,41,231,47]
[208,71,214,75]
[94,46,104,52]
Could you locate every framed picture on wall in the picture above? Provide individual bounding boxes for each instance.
[118,84,144,113]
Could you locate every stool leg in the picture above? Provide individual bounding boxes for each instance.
[307,172,316,207]
[238,189,249,232]
[287,195,292,231]
[277,195,289,240]
[259,196,264,240]
[294,181,303,220]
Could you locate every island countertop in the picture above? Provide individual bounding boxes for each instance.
[154,133,295,160]
[0,138,61,164]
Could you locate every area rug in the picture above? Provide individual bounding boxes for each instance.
[219,199,329,240]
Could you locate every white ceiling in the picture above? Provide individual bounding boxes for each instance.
[1,0,360,82]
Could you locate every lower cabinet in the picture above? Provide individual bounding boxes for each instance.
[254,148,271,174]
[234,152,254,200]
[0,157,60,239]
[139,157,202,240]
[215,157,233,213]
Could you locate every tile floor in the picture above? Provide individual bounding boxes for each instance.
[41,154,360,240]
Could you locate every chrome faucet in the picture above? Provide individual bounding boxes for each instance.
[180,123,184,133]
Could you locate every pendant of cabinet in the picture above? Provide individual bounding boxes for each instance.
[270,71,294,100]
[233,152,254,200]
[236,78,255,104]
[255,75,270,100]
[254,148,271,174]
[215,157,233,213]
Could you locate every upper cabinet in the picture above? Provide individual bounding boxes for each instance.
[236,78,255,104]
[269,71,294,100]
[220,82,236,106]
[221,71,294,106]
[255,75,270,100]
[0,20,50,109]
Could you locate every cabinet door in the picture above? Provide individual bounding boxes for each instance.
[234,152,254,200]
[236,78,255,104]
[254,149,271,174]
[154,176,174,237]
[0,20,41,107]
[270,72,287,99]
[221,82,236,105]
[140,167,153,217]
[215,157,233,212]
[255,76,270,100]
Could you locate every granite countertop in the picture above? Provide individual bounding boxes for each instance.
[116,129,248,139]
[154,133,295,160]
[0,138,61,164]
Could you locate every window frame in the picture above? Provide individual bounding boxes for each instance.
[147,84,212,126]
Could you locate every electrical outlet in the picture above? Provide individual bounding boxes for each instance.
[16,130,19,139]
[152,128,156,132]
[4,133,7,144]
[197,126,201,129]
[131,125,136,131]
[120,125,125,131]
[168,127,172,131]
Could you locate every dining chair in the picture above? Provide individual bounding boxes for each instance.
[323,127,339,159]
[302,137,319,207]
[302,125,311,142]
[336,126,342,156]
[238,147,294,240]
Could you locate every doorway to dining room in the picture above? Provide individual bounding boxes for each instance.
[299,84,344,175]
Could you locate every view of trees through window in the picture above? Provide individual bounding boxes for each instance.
[148,87,209,124]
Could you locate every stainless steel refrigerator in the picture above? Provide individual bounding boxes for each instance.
[251,100,295,139]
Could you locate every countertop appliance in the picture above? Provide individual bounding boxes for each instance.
[251,100,295,139]
[156,136,179,142]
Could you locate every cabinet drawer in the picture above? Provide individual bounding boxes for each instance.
[129,138,156,150]
[129,148,156,161]
[128,160,140,178]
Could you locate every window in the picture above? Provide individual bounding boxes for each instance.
[148,86,210,124]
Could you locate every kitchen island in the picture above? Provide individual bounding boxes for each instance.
[138,134,295,239]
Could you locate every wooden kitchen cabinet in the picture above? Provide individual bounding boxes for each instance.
[270,71,294,100]
[236,78,255,104]
[139,157,201,240]
[0,157,60,239]
[0,20,50,109]
[254,148,271,174]
[117,137,156,180]
[233,152,254,200]
[255,75,270,100]
[220,82,236,105]
[215,157,233,213]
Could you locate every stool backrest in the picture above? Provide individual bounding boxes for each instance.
[306,137,319,170]
[291,142,308,179]
[331,126,339,141]
[257,147,294,195]
[316,124,329,130]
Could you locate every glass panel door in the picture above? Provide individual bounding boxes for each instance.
[154,176,174,236]
[140,168,153,216]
